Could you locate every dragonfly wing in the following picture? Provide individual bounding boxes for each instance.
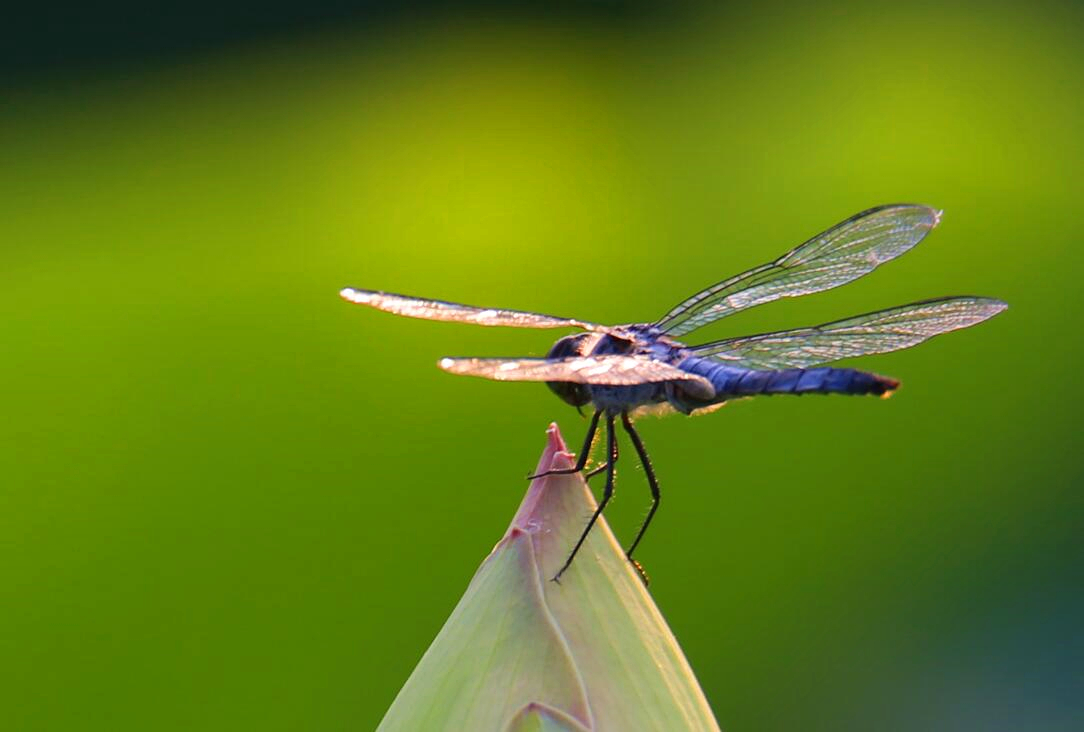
[438,355,716,399]
[692,296,1007,370]
[341,288,604,330]
[654,204,941,337]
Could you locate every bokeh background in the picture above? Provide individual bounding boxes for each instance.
[3,1,1081,730]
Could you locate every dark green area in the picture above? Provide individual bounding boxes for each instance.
[3,2,1081,729]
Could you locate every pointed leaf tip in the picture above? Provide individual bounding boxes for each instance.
[377,423,721,732]
[509,423,577,539]
[541,422,573,471]
[546,421,567,450]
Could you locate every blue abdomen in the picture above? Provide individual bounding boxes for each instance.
[669,356,899,413]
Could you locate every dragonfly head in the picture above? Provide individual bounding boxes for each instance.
[545,334,593,408]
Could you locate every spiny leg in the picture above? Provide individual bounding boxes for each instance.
[584,422,619,479]
[528,409,601,480]
[553,413,617,583]
[584,462,609,480]
[621,412,660,583]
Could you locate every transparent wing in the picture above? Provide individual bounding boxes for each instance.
[654,204,942,337]
[438,355,715,399]
[341,288,604,330]
[693,296,1007,370]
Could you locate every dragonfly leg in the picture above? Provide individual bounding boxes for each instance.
[621,412,659,585]
[553,413,617,583]
[527,409,601,479]
[584,462,608,480]
[583,423,620,480]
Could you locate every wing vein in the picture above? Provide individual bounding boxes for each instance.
[655,204,941,336]
[438,355,716,399]
[692,296,1007,369]
[340,288,604,330]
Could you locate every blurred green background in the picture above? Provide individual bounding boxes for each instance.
[3,1,1081,730]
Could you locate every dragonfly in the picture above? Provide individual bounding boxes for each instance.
[341,204,1007,583]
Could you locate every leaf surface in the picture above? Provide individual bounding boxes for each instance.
[378,424,721,732]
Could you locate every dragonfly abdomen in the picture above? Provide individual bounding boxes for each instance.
[673,356,898,411]
[725,366,898,398]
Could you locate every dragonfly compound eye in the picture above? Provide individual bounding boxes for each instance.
[546,334,593,407]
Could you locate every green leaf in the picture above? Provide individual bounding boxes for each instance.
[378,423,721,731]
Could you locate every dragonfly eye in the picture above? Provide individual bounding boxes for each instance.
[546,334,589,359]
[546,334,592,407]
[547,380,591,407]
